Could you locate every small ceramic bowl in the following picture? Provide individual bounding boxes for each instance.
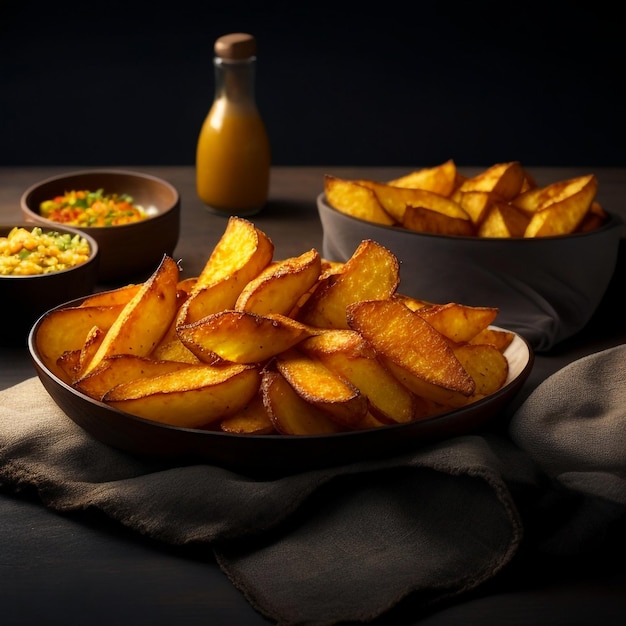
[21,169,180,283]
[0,223,99,346]
[317,194,623,352]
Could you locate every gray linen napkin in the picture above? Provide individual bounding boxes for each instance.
[1,344,625,625]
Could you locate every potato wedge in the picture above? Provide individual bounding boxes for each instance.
[324,175,395,225]
[274,349,368,428]
[261,367,344,435]
[79,284,142,308]
[457,161,525,200]
[235,248,322,315]
[299,330,422,424]
[522,174,599,237]
[178,311,316,364]
[219,391,276,435]
[81,255,180,376]
[75,354,192,401]
[452,343,509,398]
[297,239,400,328]
[416,303,499,344]
[103,363,261,428]
[386,159,457,196]
[469,327,515,352]
[35,304,127,379]
[177,216,274,325]
[403,205,475,237]
[346,299,475,407]
[478,202,530,238]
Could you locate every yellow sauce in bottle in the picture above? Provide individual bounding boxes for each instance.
[196,33,271,216]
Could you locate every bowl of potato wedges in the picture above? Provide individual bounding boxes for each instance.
[28,217,533,475]
[318,160,623,352]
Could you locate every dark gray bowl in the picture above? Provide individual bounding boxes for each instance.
[318,193,624,352]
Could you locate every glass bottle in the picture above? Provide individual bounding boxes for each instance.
[196,33,271,216]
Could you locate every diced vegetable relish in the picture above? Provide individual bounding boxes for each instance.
[0,226,91,275]
[40,189,148,227]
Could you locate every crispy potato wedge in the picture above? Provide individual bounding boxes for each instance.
[454,190,498,227]
[178,217,274,325]
[478,202,530,238]
[299,330,421,424]
[235,248,322,315]
[522,174,599,237]
[35,304,127,379]
[457,161,525,200]
[470,327,515,351]
[79,284,142,308]
[151,337,201,364]
[104,363,261,428]
[82,255,180,376]
[275,349,368,428]
[219,391,276,435]
[324,175,395,225]
[261,367,344,435]
[403,205,475,236]
[178,311,316,364]
[452,343,509,398]
[346,299,475,407]
[297,239,400,328]
[416,303,499,344]
[74,354,192,401]
[386,159,457,196]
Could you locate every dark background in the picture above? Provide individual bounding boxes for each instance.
[1,0,624,168]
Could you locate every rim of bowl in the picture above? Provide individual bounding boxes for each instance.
[20,168,180,231]
[0,222,99,278]
[317,192,624,242]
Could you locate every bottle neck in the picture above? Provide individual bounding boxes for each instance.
[214,57,257,108]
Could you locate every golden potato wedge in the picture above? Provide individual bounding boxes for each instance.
[477,202,530,238]
[470,327,515,352]
[453,190,498,227]
[416,303,499,344]
[151,337,201,364]
[235,248,322,315]
[219,392,276,435]
[35,304,127,379]
[386,159,458,196]
[81,255,180,376]
[297,239,400,329]
[522,174,599,237]
[324,175,395,225]
[356,181,462,224]
[261,367,344,435]
[452,343,509,398]
[56,349,82,384]
[457,161,525,200]
[403,205,475,236]
[298,330,422,424]
[392,293,433,312]
[178,311,316,364]
[103,363,261,428]
[178,216,274,325]
[74,354,192,401]
[79,284,142,308]
[346,299,475,407]
[275,349,368,428]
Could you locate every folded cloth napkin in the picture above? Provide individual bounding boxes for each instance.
[1,344,625,625]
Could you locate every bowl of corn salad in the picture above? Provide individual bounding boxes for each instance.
[0,224,99,346]
[21,169,180,282]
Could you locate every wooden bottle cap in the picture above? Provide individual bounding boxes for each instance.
[214,33,257,60]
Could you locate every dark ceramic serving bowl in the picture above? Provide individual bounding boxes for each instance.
[21,169,180,283]
[318,193,624,352]
[29,290,533,476]
[0,223,99,347]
